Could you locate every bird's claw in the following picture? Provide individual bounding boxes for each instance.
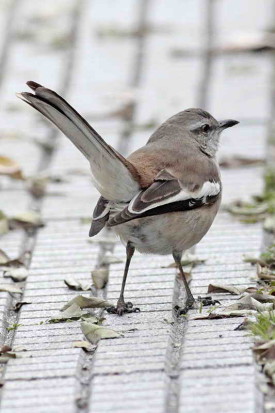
[174,296,195,316]
[174,295,220,317]
[197,296,221,306]
[106,301,140,316]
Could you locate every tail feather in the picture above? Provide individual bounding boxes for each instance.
[17,82,140,201]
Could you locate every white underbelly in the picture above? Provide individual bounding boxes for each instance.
[112,201,220,255]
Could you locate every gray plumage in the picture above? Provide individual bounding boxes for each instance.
[17,82,239,315]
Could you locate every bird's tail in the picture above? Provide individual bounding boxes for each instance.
[17,81,140,201]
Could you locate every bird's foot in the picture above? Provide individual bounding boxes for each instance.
[197,296,221,306]
[106,300,140,316]
[174,295,220,317]
[174,296,195,316]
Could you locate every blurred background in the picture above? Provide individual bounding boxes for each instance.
[0,0,274,219]
[0,1,275,412]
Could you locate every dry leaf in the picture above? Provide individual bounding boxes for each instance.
[0,284,22,294]
[0,256,28,281]
[0,345,12,354]
[0,352,17,362]
[249,293,275,304]
[0,249,9,264]
[225,295,273,312]
[9,211,44,230]
[207,283,242,295]
[0,156,24,180]
[254,340,275,361]
[81,320,121,344]
[49,303,83,323]
[64,276,90,291]
[62,295,112,311]
[3,266,28,281]
[73,340,94,351]
[92,268,109,289]
[193,312,246,320]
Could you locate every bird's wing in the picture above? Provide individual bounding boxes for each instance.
[89,196,110,237]
[17,81,140,201]
[108,169,221,226]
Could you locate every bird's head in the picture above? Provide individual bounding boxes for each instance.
[169,108,239,157]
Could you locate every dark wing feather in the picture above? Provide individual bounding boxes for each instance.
[108,168,221,227]
[89,197,110,237]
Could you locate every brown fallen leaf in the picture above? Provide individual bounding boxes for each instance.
[62,295,113,311]
[0,156,24,180]
[193,312,245,320]
[0,345,12,354]
[207,283,243,295]
[81,320,121,344]
[254,340,275,361]
[92,268,109,289]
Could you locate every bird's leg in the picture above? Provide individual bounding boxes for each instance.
[173,251,195,315]
[107,242,140,316]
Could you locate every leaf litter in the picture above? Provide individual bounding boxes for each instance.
[81,320,122,344]
[0,155,24,180]
[62,295,113,311]
[0,253,28,281]
[198,242,275,388]
[64,276,91,291]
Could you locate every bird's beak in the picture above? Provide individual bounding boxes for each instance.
[218,119,239,130]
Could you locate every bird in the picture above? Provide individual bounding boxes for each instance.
[17,81,239,315]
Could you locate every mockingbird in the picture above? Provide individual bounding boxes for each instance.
[17,81,238,315]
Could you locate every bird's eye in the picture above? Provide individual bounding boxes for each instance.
[202,124,210,133]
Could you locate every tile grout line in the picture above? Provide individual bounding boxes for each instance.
[163,1,216,412]
[0,0,83,406]
[77,1,151,411]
